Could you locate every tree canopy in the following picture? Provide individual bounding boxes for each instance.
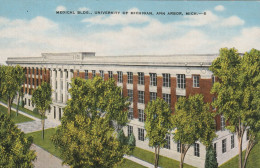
[52,76,130,167]
[172,94,216,168]
[32,81,52,139]
[145,98,172,168]
[210,48,260,168]
[0,65,25,115]
[0,113,36,167]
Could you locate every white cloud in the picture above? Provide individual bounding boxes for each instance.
[82,8,152,26]
[220,16,244,27]
[78,7,90,11]
[221,27,260,52]
[56,5,66,11]
[214,5,225,12]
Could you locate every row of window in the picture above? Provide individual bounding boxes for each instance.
[129,126,200,156]
[127,89,171,104]
[24,67,47,75]
[83,70,204,89]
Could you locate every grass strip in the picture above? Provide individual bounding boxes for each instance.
[0,104,33,123]
[132,147,195,168]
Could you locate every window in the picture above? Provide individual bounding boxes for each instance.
[163,93,171,106]
[164,134,171,149]
[28,67,31,74]
[24,98,27,105]
[149,73,157,86]
[138,72,144,85]
[231,135,235,149]
[127,125,133,137]
[212,97,216,110]
[212,75,215,86]
[66,70,68,78]
[100,70,104,79]
[92,70,96,78]
[150,92,157,102]
[55,81,57,90]
[59,108,62,120]
[32,67,34,74]
[32,78,34,86]
[108,71,113,79]
[221,115,225,131]
[193,75,200,87]
[163,73,171,87]
[54,107,56,119]
[128,108,133,120]
[194,143,200,157]
[85,70,88,79]
[128,89,133,102]
[127,72,133,84]
[177,74,186,89]
[117,71,123,83]
[36,79,38,86]
[138,109,145,122]
[61,81,63,90]
[177,141,181,153]
[36,67,38,74]
[138,128,145,141]
[222,139,226,153]
[138,91,144,103]
[28,99,30,106]
[60,71,63,78]
[214,143,217,156]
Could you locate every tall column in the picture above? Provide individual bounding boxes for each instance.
[57,69,61,102]
[68,69,72,99]
[63,69,66,103]
[51,69,56,101]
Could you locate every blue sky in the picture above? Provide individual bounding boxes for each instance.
[0,0,259,64]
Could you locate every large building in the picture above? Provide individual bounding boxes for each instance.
[6,52,248,168]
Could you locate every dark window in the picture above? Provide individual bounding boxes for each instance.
[59,108,62,120]
[138,72,144,85]
[194,143,200,157]
[128,108,133,120]
[149,73,157,86]
[150,92,157,102]
[127,72,133,84]
[177,74,186,89]
[127,125,133,137]
[54,107,56,119]
[85,70,88,79]
[138,109,145,122]
[108,71,113,79]
[128,89,133,102]
[193,75,200,87]
[138,91,144,103]
[138,128,144,141]
[163,93,171,106]
[177,141,181,153]
[231,135,235,149]
[92,70,96,78]
[163,73,171,87]
[222,139,226,153]
[117,71,123,83]
[100,70,104,79]
[214,143,217,156]
[164,134,171,149]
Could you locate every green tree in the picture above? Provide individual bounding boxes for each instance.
[172,94,216,168]
[128,133,136,152]
[32,82,52,139]
[52,76,129,167]
[145,98,172,168]
[205,145,218,168]
[210,48,260,168]
[0,113,36,167]
[0,65,25,116]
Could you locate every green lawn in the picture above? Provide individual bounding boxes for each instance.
[26,128,144,168]
[0,104,33,123]
[132,147,195,168]
[220,142,260,168]
[0,99,44,119]
[26,128,61,158]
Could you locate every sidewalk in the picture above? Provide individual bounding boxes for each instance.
[124,155,158,168]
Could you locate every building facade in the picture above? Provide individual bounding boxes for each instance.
[7,52,248,168]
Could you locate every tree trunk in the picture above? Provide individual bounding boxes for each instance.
[157,147,160,168]
[7,97,11,116]
[237,120,245,168]
[179,144,190,168]
[41,112,45,139]
[154,147,157,168]
[16,93,20,116]
[242,136,255,168]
